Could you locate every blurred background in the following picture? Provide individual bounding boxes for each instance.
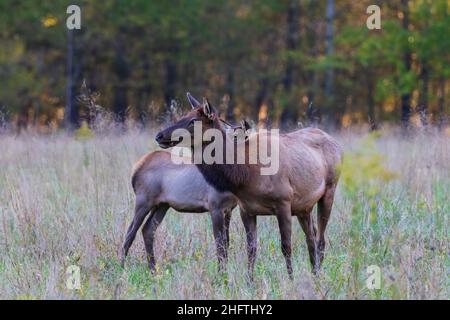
[0,0,449,133]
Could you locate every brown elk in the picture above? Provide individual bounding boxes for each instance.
[120,150,237,273]
[155,93,343,280]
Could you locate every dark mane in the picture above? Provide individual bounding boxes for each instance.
[196,163,251,193]
[195,124,253,193]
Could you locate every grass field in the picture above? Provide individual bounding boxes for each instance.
[0,129,448,299]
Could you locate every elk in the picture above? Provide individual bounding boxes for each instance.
[155,93,343,280]
[120,150,238,273]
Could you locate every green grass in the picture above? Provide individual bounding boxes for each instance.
[0,130,448,299]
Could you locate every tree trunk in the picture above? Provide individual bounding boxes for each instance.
[65,29,81,130]
[224,68,235,121]
[401,0,412,132]
[164,59,177,109]
[280,0,300,130]
[325,0,335,128]
[306,6,320,127]
[254,30,276,127]
[418,61,429,126]
[137,54,152,128]
[17,102,30,134]
[367,70,378,130]
[113,41,129,124]
[438,76,446,129]
[417,4,430,128]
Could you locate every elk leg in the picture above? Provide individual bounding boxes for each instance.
[224,210,232,250]
[298,214,319,274]
[276,203,293,279]
[317,185,336,267]
[211,210,228,273]
[241,211,257,282]
[120,198,153,267]
[141,204,168,273]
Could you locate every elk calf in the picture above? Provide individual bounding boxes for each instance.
[120,151,237,272]
[156,93,343,280]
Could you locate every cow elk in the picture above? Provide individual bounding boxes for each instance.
[156,93,343,280]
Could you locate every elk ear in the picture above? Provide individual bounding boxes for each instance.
[187,92,201,109]
[241,120,251,132]
[202,97,216,120]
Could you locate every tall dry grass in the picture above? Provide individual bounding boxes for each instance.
[0,129,448,299]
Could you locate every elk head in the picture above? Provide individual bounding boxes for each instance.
[155,93,226,149]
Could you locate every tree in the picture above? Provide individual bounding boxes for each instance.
[325,0,335,127]
[400,0,413,130]
[0,0,448,132]
[280,0,300,130]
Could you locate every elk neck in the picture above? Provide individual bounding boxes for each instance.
[194,125,253,193]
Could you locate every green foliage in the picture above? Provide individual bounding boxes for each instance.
[74,121,93,140]
[0,0,450,125]
[340,131,397,195]
[339,131,398,296]
[0,1,448,128]
[336,0,450,121]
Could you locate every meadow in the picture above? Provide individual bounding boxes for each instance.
[0,128,448,299]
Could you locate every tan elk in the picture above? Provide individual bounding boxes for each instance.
[120,148,238,273]
[155,93,343,280]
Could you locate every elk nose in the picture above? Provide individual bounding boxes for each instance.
[155,132,163,142]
